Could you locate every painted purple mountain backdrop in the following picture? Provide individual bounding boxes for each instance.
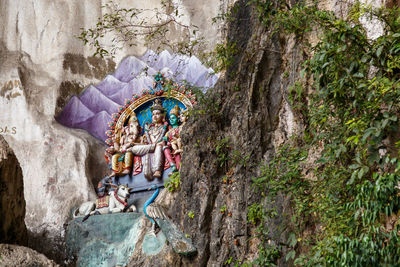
[56,50,219,142]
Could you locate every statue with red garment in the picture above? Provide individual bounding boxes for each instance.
[163,105,187,171]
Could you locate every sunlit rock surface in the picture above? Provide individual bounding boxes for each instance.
[0,244,58,267]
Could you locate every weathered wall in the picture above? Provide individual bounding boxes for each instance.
[0,244,58,267]
[128,1,298,265]
[0,1,110,259]
[127,0,390,265]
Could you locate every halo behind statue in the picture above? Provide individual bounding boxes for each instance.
[105,73,195,145]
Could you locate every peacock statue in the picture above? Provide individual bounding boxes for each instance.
[143,185,197,256]
[143,185,167,234]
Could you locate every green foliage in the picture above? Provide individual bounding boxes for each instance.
[225,256,233,265]
[164,172,181,192]
[249,0,323,37]
[247,0,276,26]
[253,244,280,267]
[288,81,306,117]
[232,150,251,168]
[205,41,239,73]
[191,88,222,119]
[225,256,245,267]
[188,210,195,219]
[76,0,203,57]
[215,137,231,168]
[220,204,227,214]
[212,4,240,24]
[247,203,264,225]
[248,1,400,266]
[253,146,309,207]
[214,137,252,172]
[248,145,309,265]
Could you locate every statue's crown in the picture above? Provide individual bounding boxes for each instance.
[170,105,180,117]
[154,73,164,82]
[151,99,164,112]
[128,112,138,124]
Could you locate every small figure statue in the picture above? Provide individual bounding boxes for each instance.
[104,131,122,172]
[142,99,170,180]
[120,114,142,151]
[164,105,182,154]
[96,176,113,197]
[163,105,186,171]
[109,113,141,177]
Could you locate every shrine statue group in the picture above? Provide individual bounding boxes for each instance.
[105,99,187,181]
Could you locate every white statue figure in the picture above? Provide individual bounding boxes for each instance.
[142,99,168,180]
[73,184,136,222]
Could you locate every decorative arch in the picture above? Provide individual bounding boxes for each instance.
[105,73,196,146]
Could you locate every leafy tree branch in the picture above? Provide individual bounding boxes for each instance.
[77,0,203,57]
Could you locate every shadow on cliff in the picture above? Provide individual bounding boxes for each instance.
[0,136,27,245]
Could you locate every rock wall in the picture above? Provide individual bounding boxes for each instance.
[127,0,388,265]
[0,136,27,245]
[127,0,298,265]
[0,244,58,267]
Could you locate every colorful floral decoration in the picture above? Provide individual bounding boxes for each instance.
[112,113,120,122]
[154,73,163,81]
[124,99,132,107]
[108,121,116,129]
[106,130,114,137]
[105,138,113,146]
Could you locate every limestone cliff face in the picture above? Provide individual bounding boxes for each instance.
[0,0,111,260]
[0,136,27,245]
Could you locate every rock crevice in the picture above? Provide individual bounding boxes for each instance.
[0,136,27,245]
